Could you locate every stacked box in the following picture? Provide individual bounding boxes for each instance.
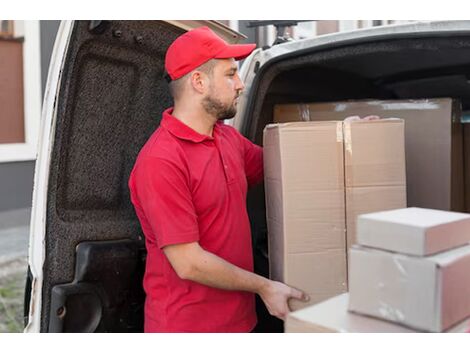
[357,207,470,255]
[348,207,470,332]
[344,120,407,248]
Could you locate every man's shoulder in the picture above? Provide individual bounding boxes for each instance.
[140,126,183,159]
[132,127,188,176]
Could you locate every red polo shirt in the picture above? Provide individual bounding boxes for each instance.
[128,108,263,332]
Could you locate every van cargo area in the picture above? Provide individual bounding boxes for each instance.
[241,34,470,331]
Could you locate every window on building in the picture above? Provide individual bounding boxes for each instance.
[0,20,14,38]
[0,20,41,163]
[0,20,25,144]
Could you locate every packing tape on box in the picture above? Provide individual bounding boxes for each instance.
[365,100,441,111]
[343,122,352,155]
[336,122,343,143]
[297,104,311,121]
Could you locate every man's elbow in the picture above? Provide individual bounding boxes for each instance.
[168,257,200,281]
[175,263,196,280]
[163,242,202,280]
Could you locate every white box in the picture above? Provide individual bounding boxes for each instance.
[357,207,470,255]
[285,293,470,333]
[348,244,470,332]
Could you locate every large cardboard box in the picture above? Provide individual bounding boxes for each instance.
[274,99,464,212]
[263,120,406,310]
[348,244,470,332]
[357,207,470,256]
[344,119,407,248]
[285,293,470,333]
[263,121,347,311]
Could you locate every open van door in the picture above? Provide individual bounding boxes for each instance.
[24,20,246,333]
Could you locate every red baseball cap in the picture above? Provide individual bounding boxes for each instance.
[165,26,256,80]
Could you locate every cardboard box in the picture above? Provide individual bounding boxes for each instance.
[263,121,348,310]
[348,244,470,332]
[285,293,470,333]
[263,120,406,310]
[344,119,407,248]
[274,99,464,212]
[357,207,470,256]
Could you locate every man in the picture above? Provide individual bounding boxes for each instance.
[128,26,308,333]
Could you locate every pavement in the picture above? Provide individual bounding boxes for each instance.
[0,208,31,333]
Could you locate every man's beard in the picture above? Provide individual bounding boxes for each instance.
[202,93,238,121]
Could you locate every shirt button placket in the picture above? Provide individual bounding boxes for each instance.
[214,135,230,183]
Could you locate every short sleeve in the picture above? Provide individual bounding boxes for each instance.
[240,134,264,187]
[132,156,199,249]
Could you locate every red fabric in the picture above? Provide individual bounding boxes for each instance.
[128,108,263,332]
[165,26,256,80]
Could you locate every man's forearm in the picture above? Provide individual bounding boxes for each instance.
[183,245,270,295]
[183,246,309,321]
[163,241,308,320]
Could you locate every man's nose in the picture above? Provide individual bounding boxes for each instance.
[235,73,245,92]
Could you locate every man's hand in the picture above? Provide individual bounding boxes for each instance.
[258,280,309,321]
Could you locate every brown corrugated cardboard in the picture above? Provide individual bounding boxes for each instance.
[274,99,464,212]
[344,120,406,187]
[348,244,470,332]
[344,120,407,248]
[285,293,470,333]
[357,207,470,256]
[263,122,347,311]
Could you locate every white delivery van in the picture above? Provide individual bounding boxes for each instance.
[24,20,470,332]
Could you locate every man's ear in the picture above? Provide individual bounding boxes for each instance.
[189,70,207,94]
